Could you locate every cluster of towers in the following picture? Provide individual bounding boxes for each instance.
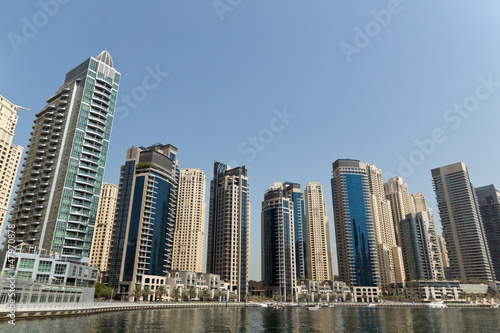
[2,51,499,304]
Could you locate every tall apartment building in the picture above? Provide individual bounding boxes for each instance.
[384,177,413,246]
[431,162,494,281]
[437,235,452,279]
[108,144,179,296]
[331,159,380,287]
[366,167,405,286]
[261,182,296,299]
[400,212,441,281]
[207,161,250,301]
[0,95,23,233]
[304,182,333,282]
[283,182,308,281]
[89,183,118,275]
[171,168,206,273]
[8,51,119,262]
[475,185,500,280]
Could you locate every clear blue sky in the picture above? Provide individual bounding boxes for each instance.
[2,1,500,280]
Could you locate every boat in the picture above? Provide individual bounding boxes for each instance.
[328,304,335,308]
[491,304,499,309]
[425,301,447,308]
[258,303,268,308]
[368,303,377,307]
[306,306,321,311]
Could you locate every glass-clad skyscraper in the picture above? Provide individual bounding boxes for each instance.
[108,144,179,296]
[283,182,308,280]
[8,51,119,262]
[207,161,250,301]
[261,182,296,300]
[331,159,380,287]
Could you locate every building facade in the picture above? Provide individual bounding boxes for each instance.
[89,183,118,276]
[206,161,250,301]
[400,212,433,281]
[108,144,179,297]
[7,51,119,262]
[304,182,333,282]
[171,168,206,273]
[436,235,452,280]
[384,177,413,246]
[331,159,380,287]
[0,95,23,234]
[261,182,296,299]
[475,185,500,280]
[283,182,308,280]
[431,162,494,281]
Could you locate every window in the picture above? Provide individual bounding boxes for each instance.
[38,261,52,272]
[54,264,66,275]
[19,258,35,270]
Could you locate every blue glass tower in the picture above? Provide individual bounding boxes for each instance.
[262,183,296,299]
[331,159,380,287]
[400,213,432,281]
[283,182,308,280]
[108,144,179,296]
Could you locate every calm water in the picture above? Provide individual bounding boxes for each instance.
[2,306,500,333]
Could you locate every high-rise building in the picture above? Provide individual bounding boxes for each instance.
[0,95,23,234]
[366,166,405,286]
[8,51,119,262]
[89,183,118,276]
[437,235,452,280]
[400,212,441,281]
[410,193,427,213]
[431,162,494,281]
[331,159,380,287]
[475,185,500,280]
[384,177,413,246]
[207,161,250,301]
[108,144,179,295]
[304,182,333,282]
[171,168,206,273]
[283,182,308,281]
[261,182,296,299]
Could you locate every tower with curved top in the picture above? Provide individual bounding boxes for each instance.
[8,51,120,264]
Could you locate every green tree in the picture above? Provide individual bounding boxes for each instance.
[272,291,279,302]
[133,285,142,302]
[187,286,197,301]
[286,293,293,302]
[172,288,181,302]
[155,286,167,301]
[201,288,211,302]
[216,289,224,301]
[142,286,152,302]
[345,293,352,302]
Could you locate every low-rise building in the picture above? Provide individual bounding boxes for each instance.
[352,286,380,303]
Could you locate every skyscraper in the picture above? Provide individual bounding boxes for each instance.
[283,182,308,280]
[304,182,333,282]
[384,177,413,246]
[475,185,500,279]
[367,167,405,286]
[331,159,380,287]
[108,144,179,295]
[400,212,435,281]
[8,51,119,262]
[89,183,118,276]
[207,161,250,301]
[261,182,296,299]
[431,162,494,281]
[437,235,452,280]
[171,168,206,273]
[0,95,23,234]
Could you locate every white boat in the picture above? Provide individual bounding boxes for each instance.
[425,301,447,308]
[258,303,268,308]
[328,304,335,308]
[306,306,321,311]
[368,303,377,307]
[491,304,499,309]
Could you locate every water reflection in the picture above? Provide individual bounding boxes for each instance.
[1,306,500,333]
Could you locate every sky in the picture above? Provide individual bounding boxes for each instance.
[1,1,500,280]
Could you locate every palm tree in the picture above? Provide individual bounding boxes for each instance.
[201,288,211,302]
[156,286,167,301]
[172,288,181,302]
[133,285,142,302]
[187,286,197,301]
[216,289,224,302]
[142,286,152,302]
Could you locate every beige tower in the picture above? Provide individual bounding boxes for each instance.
[304,182,333,281]
[172,168,206,273]
[366,165,405,286]
[384,177,413,246]
[89,183,118,275]
[0,95,23,233]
